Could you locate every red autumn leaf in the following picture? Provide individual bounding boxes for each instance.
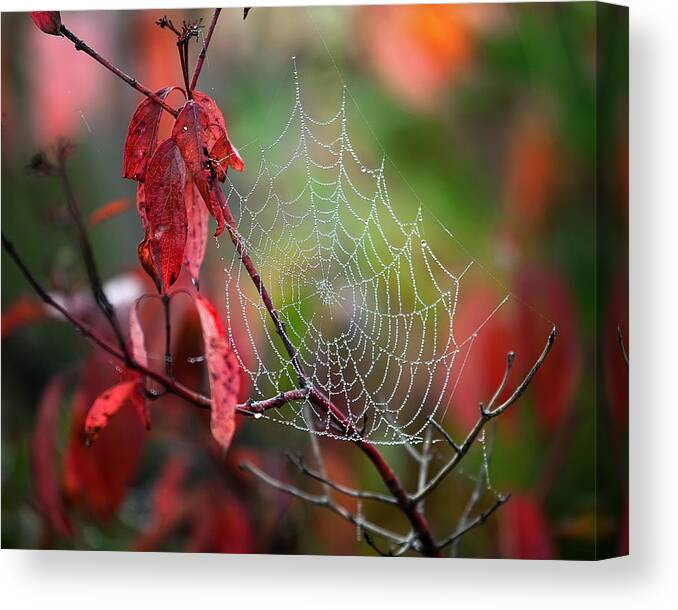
[64,362,146,519]
[122,86,180,181]
[88,198,131,227]
[192,91,227,149]
[194,293,241,452]
[210,134,245,181]
[137,236,162,293]
[84,379,139,444]
[192,91,245,181]
[32,376,73,537]
[31,12,62,36]
[498,494,555,559]
[172,100,225,236]
[144,138,188,290]
[183,179,210,286]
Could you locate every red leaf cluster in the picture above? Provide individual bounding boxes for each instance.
[122,89,244,290]
[134,456,254,553]
[84,371,150,442]
[64,357,146,519]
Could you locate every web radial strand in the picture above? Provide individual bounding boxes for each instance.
[221,62,509,445]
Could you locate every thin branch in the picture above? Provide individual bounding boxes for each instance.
[3,233,127,362]
[618,323,629,368]
[412,327,556,504]
[485,351,515,412]
[190,8,221,91]
[240,389,310,417]
[286,453,398,505]
[362,530,393,557]
[59,25,179,117]
[437,494,510,552]
[392,534,417,557]
[56,155,130,361]
[240,461,408,544]
[483,327,556,418]
[427,416,461,455]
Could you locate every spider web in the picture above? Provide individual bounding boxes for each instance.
[219,59,510,445]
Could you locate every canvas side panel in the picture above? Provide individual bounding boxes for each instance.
[595,1,629,559]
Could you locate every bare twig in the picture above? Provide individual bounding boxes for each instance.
[437,494,510,552]
[362,530,394,557]
[618,323,629,368]
[241,389,310,417]
[427,416,461,455]
[412,327,556,504]
[286,453,398,505]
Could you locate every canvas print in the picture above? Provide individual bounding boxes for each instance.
[1,3,628,559]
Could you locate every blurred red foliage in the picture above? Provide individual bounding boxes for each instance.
[29,13,112,141]
[360,4,499,111]
[514,266,581,435]
[503,113,559,230]
[498,493,554,559]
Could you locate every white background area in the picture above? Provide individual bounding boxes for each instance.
[1,0,676,607]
